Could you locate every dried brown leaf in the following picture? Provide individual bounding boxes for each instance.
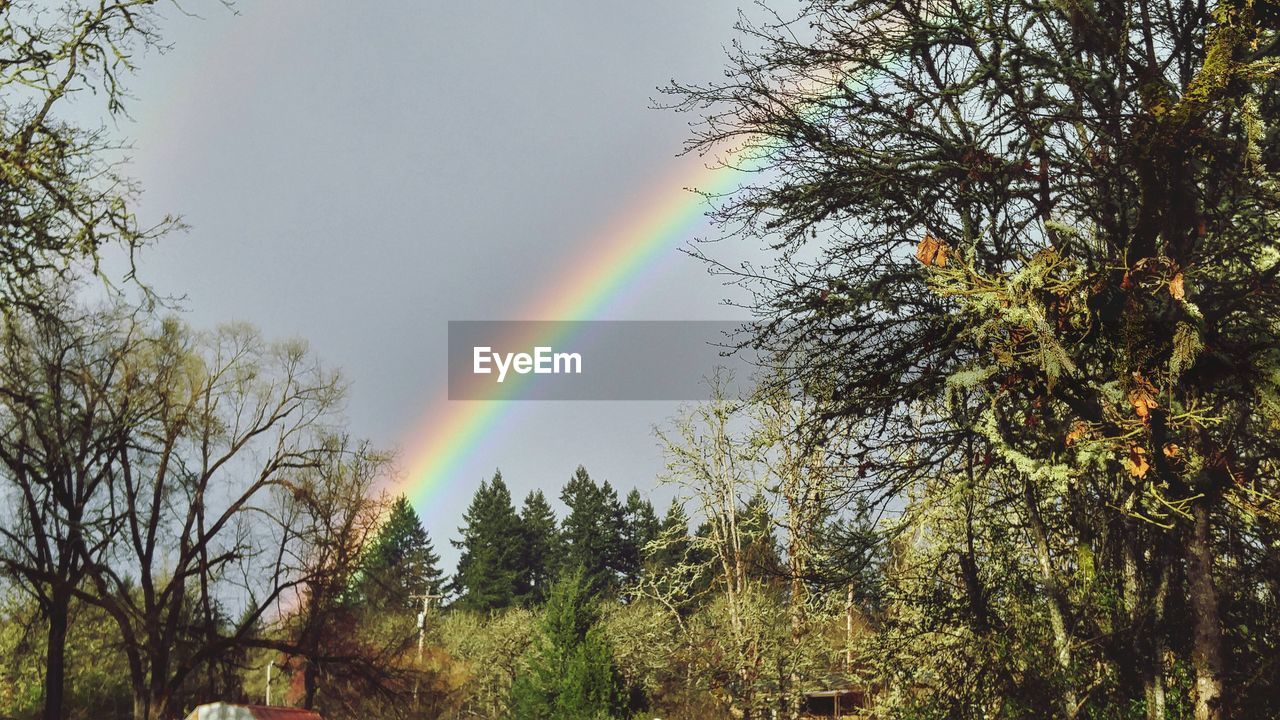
[1065,422,1089,446]
[915,234,949,267]
[1128,445,1150,478]
[1128,373,1159,422]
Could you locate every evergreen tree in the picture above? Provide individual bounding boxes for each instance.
[559,466,627,596]
[649,499,693,575]
[620,489,660,584]
[452,471,523,611]
[682,495,782,587]
[517,490,562,605]
[508,571,626,720]
[352,495,444,610]
[739,492,785,584]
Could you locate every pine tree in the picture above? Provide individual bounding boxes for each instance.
[508,570,626,720]
[559,466,627,596]
[452,471,524,611]
[518,490,562,605]
[351,495,444,611]
[649,499,693,575]
[739,492,784,584]
[620,489,660,585]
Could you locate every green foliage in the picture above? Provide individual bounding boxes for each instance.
[517,490,563,605]
[0,595,132,720]
[437,607,538,719]
[648,500,694,575]
[559,466,628,597]
[508,572,627,720]
[737,492,785,582]
[352,495,444,610]
[452,472,524,611]
[597,601,681,712]
[620,489,660,585]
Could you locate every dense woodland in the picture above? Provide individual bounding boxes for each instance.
[4,0,1280,719]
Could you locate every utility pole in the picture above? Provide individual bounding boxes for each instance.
[410,593,443,709]
[845,581,855,673]
[266,660,274,706]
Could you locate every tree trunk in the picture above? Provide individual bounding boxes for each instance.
[787,571,803,720]
[1146,556,1169,720]
[304,658,319,710]
[785,470,805,720]
[1145,643,1167,720]
[141,690,170,720]
[148,693,170,720]
[845,582,854,674]
[131,690,165,720]
[43,592,69,720]
[1022,482,1078,718]
[131,670,171,720]
[1186,500,1226,720]
[1122,535,1166,720]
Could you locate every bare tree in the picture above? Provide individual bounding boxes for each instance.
[0,295,416,720]
[277,437,416,714]
[0,295,146,720]
[0,1,186,310]
[654,375,762,716]
[74,319,346,720]
[750,376,844,719]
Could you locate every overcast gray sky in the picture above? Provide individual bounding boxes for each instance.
[114,0,761,566]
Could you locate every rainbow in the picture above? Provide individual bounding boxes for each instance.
[393,151,754,517]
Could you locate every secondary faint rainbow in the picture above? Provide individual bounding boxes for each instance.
[393,150,754,512]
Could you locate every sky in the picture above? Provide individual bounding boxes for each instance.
[110,1,763,567]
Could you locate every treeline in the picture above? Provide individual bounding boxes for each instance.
[0,295,846,720]
[399,381,868,720]
[348,464,822,720]
[435,460,835,720]
[450,468,660,609]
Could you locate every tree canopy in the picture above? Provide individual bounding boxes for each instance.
[669,0,1280,717]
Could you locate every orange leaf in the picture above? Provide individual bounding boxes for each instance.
[1128,373,1159,422]
[915,234,949,267]
[1065,422,1089,446]
[1169,273,1185,300]
[1128,445,1150,478]
[1163,443,1182,459]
